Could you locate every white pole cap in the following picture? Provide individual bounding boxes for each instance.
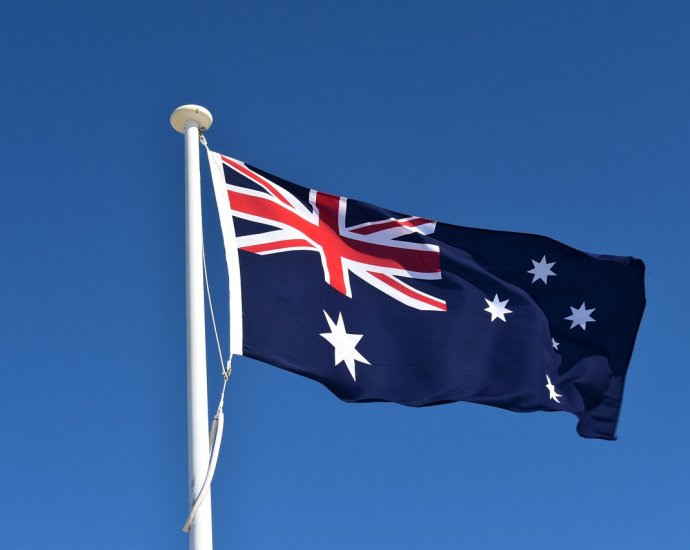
[170,105,213,134]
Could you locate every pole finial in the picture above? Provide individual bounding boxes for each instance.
[171,105,213,134]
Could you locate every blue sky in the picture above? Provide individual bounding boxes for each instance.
[1,1,688,548]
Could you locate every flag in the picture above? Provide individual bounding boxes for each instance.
[207,150,645,440]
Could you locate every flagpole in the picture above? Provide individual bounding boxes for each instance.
[171,105,214,550]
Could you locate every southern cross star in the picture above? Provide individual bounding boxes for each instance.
[545,375,562,403]
[320,311,370,381]
[484,294,512,322]
[528,255,556,284]
[565,303,596,330]
[551,338,559,350]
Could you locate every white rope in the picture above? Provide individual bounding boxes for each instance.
[203,246,226,375]
[183,376,227,533]
[183,361,231,532]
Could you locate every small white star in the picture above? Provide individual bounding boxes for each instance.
[551,338,559,350]
[545,375,562,403]
[320,311,370,381]
[565,303,596,330]
[527,255,556,284]
[484,294,512,322]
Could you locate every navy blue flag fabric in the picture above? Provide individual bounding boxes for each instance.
[208,150,645,440]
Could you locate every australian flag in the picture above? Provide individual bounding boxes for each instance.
[207,150,645,440]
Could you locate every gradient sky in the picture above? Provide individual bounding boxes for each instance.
[1,1,689,549]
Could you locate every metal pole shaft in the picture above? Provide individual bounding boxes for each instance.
[184,119,213,550]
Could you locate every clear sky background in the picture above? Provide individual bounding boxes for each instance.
[1,1,688,549]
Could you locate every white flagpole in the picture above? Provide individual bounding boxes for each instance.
[171,105,214,550]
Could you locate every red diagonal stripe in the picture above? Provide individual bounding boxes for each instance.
[350,217,434,235]
[370,272,447,311]
[222,156,293,208]
[242,239,316,254]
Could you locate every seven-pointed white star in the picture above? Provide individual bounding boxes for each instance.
[320,311,370,381]
[565,302,596,330]
[528,255,556,284]
[484,294,512,322]
[551,338,559,350]
[545,375,562,403]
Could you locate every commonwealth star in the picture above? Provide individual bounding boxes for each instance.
[320,311,370,381]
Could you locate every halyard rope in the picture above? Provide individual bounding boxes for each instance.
[203,246,226,376]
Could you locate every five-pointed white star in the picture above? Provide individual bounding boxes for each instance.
[545,375,562,403]
[551,338,559,350]
[565,302,596,330]
[528,255,556,284]
[484,294,512,322]
[320,311,370,381]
